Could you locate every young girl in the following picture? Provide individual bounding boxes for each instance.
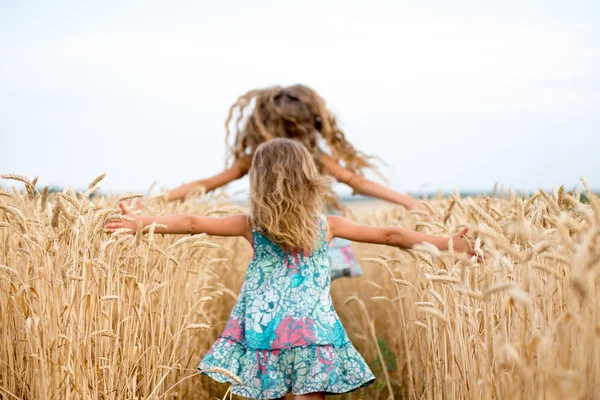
[152,84,429,280]
[108,139,471,400]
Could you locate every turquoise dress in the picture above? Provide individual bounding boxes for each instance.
[199,218,375,399]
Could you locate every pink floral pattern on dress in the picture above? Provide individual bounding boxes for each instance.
[222,317,244,341]
[284,252,300,276]
[271,316,317,348]
[257,349,280,374]
[316,345,336,373]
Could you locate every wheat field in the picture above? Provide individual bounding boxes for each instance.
[1,174,599,399]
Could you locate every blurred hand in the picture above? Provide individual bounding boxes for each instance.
[132,197,145,211]
[451,227,474,255]
[410,200,433,221]
[105,202,141,234]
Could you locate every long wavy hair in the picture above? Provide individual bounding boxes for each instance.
[249,139,332,252]
[225,84,383,209]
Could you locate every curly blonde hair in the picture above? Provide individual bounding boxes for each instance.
[225,85,383,208]
[249,139,332,252]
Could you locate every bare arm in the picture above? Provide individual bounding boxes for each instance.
[106,203,252,242]
[327,215,471,253]
[320,153,425,211]
[166,157,251,202]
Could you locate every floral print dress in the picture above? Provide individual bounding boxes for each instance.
[199,218,375,399]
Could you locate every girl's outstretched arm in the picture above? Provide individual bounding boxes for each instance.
[327,215,471,253]
[320,153,426,211]
[106,203,252,242]
[165,156,251,202]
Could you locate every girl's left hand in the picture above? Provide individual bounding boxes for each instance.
[105,202,141,234]
[451,227,474,256]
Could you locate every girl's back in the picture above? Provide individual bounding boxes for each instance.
[235,217,348,349]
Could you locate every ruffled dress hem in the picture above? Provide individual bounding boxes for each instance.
[198,338,375,400]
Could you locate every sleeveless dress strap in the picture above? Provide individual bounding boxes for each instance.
[317,214,328,233]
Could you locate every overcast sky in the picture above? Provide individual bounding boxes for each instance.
[1,0,599,198]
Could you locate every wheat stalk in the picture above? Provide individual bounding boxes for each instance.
[117,193,144,202]
[0,174,32,185]
[88,173,107,190]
